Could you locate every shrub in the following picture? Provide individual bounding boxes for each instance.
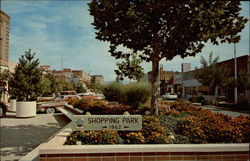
[170,101,198,112]
[65,130,124,145]
[176,109,250,143]
[176,116,207,143]
[123,132,145,144]
[125,82,151,107]
[68,97,79,106]
[64,131,85,145]
[103,82,151,108]
[173,135,190,144]
[158,104,180,116]
[103,82,125,102]
[142,116,172,144]
[73,98,134,115]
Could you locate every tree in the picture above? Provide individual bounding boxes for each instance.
[76,82,87,93]
[88,1,248,115]
[115,54,145,81]
[45,73,65,96]
[237,70,250,91]
[9,49,43,101]
[0,70,11,86]
[40,77,52,96]
[194,52,229,99]
[63,81,76,91]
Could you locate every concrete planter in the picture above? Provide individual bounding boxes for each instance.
[16,101,36,118]
[9,99,17,112]
[38,128,250,161]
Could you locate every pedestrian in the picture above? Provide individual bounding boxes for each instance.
[0,101,8,117]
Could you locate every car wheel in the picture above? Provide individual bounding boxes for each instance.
[46,107,55,114]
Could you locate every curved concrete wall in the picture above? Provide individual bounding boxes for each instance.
[16,101,36,117]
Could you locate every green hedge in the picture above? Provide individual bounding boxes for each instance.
[103,82,151,108]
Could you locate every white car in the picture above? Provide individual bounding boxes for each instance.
[162,93,178,100]
[54,95,80,101]
[77,92,105,100]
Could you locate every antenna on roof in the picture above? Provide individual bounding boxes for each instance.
[61,53,64,70]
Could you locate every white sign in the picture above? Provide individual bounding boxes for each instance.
[71,115,142,131]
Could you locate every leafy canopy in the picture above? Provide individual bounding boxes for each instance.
[115,54,145,81]
[89,1,247,62]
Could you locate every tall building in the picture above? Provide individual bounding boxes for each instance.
[0,10,10,70]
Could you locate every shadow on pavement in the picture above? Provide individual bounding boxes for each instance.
[0,114,70,161]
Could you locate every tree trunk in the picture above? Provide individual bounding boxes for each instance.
[150,58,160,115]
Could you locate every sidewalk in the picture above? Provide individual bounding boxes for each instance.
[0,112,70,161]
[202,105,249,118]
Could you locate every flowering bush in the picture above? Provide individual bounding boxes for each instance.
[142,116,172,144]
[72,98,133,114]
[123,132,145,144]
[65,130,124,145]
[176,109,250,143]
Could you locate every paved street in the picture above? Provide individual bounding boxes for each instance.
[202,105,249,118]
[0,112,70,161]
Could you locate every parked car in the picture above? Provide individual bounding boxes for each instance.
[37,101,66,114]
[162,93,178,100]
[77,92,96,99]
[77,92,105,100]
[54,95,80,101]
[60,91,77,95]
[96,94,105,100]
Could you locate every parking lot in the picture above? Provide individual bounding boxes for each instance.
[0,113,70,161]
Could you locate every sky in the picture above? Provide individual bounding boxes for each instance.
[1,1,249,82]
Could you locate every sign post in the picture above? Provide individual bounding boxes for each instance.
[71,115,142,131]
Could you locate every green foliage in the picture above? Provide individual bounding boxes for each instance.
[142,116,172,144]
[64,104,250,144]
[65,130,124,145]
[88,84,103,94]
[0,70,11,86]
[103,82,125,102]
[76,83,87,93]
[237,70,250,91]
[71,98,133,115]
[103,82,151,107]
[194,52,229,97]
[176,110,250,143]
[46,73,65,95]
[9,49,43,101]
[89,1,247,60]
[125,82,151,107]
[115,54,145,81]
[89,0,248,114]
[123,132,145,144]
[40,77,52,96]
[63,81,76,91]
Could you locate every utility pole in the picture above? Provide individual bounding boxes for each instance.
[234,43,237,104]
[61,53,64,70]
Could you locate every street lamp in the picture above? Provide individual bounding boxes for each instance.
[234,43,237,104]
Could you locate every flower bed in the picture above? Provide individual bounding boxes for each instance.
[64,99,250,145]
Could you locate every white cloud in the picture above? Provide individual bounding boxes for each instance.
[4,1,250,82]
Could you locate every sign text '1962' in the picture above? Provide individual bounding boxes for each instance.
[71,115,142,131]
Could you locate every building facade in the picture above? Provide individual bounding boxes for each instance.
[147,65,179,95]
[91,75,104,85]
[180,55,249,102]
[0,10,10,69]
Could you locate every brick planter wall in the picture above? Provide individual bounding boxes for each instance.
[39,128,250,161]
[40,151,249,161]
